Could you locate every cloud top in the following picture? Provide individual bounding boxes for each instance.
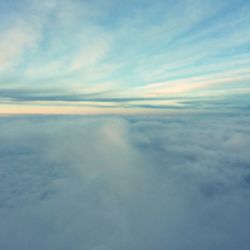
[1,113,250,249]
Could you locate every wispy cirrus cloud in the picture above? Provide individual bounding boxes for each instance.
[0,20,41,70]
[0,0,249,114]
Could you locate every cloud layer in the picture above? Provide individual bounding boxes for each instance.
[1,113,250,249]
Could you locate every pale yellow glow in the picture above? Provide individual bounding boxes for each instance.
[0,103,185,116]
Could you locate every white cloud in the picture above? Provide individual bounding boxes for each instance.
[69,39,110,72]
[0,20,41,70]
[0,113,250,249]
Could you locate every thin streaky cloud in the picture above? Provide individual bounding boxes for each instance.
[0,0,249,114]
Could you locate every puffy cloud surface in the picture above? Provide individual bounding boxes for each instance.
[0,113,250,249]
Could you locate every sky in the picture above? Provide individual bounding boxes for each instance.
[0,0,250,114]
[1,1,250,248]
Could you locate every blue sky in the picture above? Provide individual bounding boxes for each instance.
[0,0,250,114]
